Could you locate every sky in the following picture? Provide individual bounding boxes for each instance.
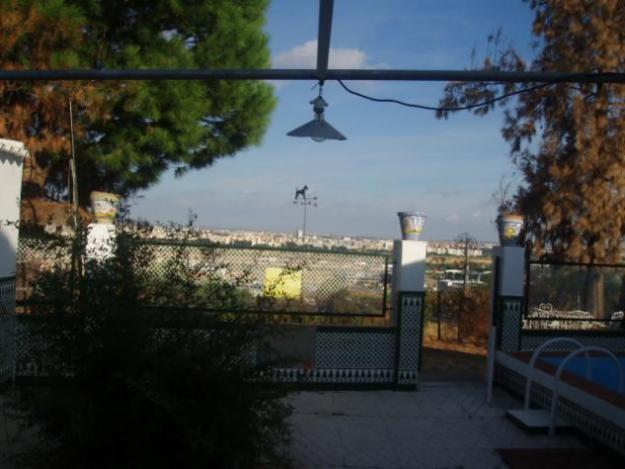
[131,0,537,242]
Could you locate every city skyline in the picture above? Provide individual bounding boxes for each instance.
[130,0,535,242]
[140,222,495,251]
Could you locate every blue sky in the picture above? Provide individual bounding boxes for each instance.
[131,0,537,242]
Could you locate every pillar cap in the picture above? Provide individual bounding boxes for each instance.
[0,139,30,159]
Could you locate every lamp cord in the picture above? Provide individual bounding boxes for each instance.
[337,78,580,112]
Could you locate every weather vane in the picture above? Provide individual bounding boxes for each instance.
[294,185,309,200]
[293,185,318,240]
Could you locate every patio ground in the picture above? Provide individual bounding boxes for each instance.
[287,382,623,468]
[1,382,622,468]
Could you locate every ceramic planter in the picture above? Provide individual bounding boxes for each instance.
[497,213,523,246]
[397,212,426,241]
[90,191,120,224]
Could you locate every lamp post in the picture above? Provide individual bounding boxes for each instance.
[293,186,318,241]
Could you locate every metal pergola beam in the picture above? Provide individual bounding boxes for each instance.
[2,0,625,86]
[0,68,624,83]
[316,0,335,81]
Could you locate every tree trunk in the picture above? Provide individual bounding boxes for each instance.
[584,267,605,319]
[21,154,51,199]
[617,274,625,312]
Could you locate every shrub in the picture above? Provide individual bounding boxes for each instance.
[427,286,491,344]
[9,222,291,468]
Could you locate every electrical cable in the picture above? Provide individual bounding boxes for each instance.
[337,79,559,112]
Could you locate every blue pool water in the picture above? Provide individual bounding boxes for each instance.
[540,355,625,394]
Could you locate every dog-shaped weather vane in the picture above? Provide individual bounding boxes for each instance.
[294,185,309,200]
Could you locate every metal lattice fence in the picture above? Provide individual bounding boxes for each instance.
[16,236,72,303]
[17,237,390,317]
[0,276,17,382]
[9,236,435,388]
[525,260,625,331]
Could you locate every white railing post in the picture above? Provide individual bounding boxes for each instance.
[523,337,586,409]
[550,346,625,436]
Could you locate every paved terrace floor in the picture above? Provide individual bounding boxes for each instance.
[0,382,621,468]
[287,382,621,469]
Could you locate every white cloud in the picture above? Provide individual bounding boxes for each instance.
[273,40,370,69]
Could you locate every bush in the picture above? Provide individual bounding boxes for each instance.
[9,222,291,468]
[457,286,491,342]
[318,288,383,315]
[426,286,491,344]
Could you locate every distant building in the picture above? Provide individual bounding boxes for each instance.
[139,223,493,255]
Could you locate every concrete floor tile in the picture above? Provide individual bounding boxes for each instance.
[289,384,589,469]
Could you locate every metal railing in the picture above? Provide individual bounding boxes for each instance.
[17,237,391,318]
[524,259,625,331]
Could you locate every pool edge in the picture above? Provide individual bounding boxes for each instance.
[495,351,625,455]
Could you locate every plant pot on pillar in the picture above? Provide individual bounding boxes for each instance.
[493,178,524,247]
[496,213,524,247]
[397,212,426,241]
[89,191,120,224]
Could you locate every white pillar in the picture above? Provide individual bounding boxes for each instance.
[492,247,526,352]
[494,246,525,298]
[0,139,29,383]
[86,223,116,262]
[392,240,427,388]
[487,245,526,401]
[392,240,427,295]
[0,139,29,280]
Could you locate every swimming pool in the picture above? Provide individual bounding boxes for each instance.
[539,355,625,393]
[494,349,625,455]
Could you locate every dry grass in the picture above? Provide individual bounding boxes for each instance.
[422,321,488,356]
[420,321,488,380]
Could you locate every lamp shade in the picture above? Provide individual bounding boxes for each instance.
[287,94,347,142]
[287,118,346,141]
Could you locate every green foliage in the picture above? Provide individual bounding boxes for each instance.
[0,0,276,203]
[9,221,291,468]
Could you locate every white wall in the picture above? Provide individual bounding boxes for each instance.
[393,240,427,292]
[0,140,28,278]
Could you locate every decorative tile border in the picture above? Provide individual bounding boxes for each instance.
[263,367,395,384]
[11,288,424,391]
[520,333,625,351]
[496,296,523,352]
[397,292,424,386]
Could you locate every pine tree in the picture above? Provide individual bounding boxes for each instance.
[438,0,625,264]
[0,0,275,222]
